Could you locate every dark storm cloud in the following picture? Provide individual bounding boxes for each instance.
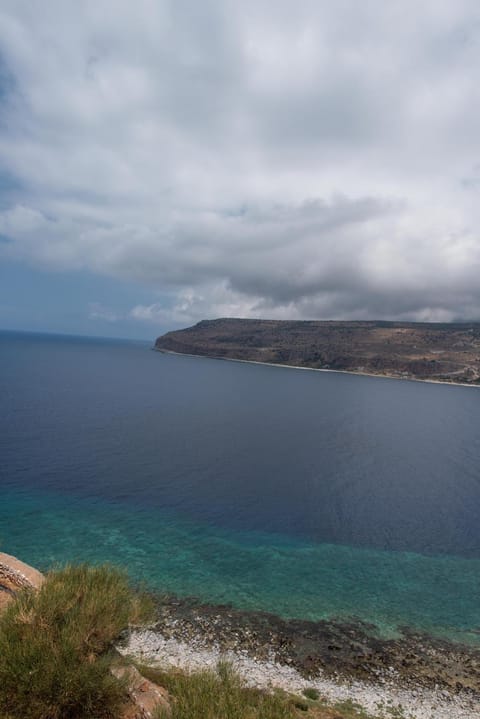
[1,0,480,325]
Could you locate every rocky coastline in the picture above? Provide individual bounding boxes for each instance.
[119,593,480,719]
[144,595,480,692]
[2,552,479,718]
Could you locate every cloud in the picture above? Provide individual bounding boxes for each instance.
[88,302,120,322]
[1,0,480,326]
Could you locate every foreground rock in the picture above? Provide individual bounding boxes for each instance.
[113,664,170,719]
[0,551,44,610]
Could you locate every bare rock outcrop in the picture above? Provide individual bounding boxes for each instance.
[0,551,45,610]
[112,664,171,718]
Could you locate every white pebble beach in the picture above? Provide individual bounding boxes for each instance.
[120,629,479,719]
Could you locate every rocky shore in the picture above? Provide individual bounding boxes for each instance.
[3,551,479,718]
[119,594,480,719]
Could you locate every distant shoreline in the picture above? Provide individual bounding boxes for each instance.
[153,348,480,389]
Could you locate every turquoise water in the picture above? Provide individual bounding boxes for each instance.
[2,486,480,643]
[1,331,480,644]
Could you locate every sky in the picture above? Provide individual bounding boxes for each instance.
[1,1,480,340]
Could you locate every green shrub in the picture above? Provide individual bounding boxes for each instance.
[0,563,153,719]
[303,687,320,701]
[141,660,295,719]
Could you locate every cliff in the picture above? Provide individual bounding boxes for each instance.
[155,318,480,384]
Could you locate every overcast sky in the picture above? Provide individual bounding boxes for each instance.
[1,0,480,339]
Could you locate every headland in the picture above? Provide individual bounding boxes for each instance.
[155,318,480,386]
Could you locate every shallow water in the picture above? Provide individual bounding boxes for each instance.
[1,330,480,642]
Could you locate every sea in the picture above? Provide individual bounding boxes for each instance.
[1,330,480,644]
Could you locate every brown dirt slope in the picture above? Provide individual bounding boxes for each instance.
[155,318,480,384]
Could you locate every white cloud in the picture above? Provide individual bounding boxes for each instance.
[88,302,120,322]
[1,0,480,324]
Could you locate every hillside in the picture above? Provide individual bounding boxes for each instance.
[155,318,480,384]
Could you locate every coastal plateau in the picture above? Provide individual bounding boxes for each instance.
[155,318,480,384]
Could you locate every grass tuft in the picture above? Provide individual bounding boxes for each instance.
[138,660,295,719]
[140,662,396,719]
[0,563,153,719]
[303,687,320,701]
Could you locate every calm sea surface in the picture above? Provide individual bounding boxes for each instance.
[1,330,480,642]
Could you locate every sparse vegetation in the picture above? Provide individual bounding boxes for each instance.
[0,563,153,719]
[0,561,411,719]
[155,317,480,384]
[139,661,394,719]
[142,660,295,719]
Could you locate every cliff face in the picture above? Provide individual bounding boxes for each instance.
[155,318,480,384]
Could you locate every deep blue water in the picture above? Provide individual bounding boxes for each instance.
[1,330,480,642]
